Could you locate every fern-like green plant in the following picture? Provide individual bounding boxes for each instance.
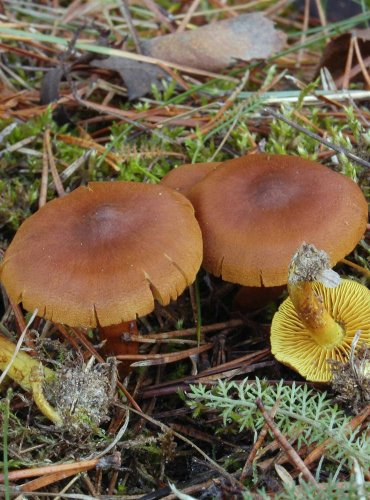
[187,378,369,470]
[242,477,369,500]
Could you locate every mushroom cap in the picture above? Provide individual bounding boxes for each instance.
[188,154,368,286]
[270,279,370,382]
[161,162,221,197]
[0,182,203,327]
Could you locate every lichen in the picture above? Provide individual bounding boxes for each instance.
[46,359,112,434]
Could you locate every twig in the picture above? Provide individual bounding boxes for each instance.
[296,0,309,68]
[0,459,101,483]
[313,0,328,39]
[177,0,202,32]
[353,35,370,88]
[341,258,370,278]
[142,0,176,32]
[255,398,319,487]
[118,0,142,54]
[342,36,355,89]
[20,469,80,494]
[240,399,280,481]
[140,319,244,340]
[39,129,49,208]
[2,389,11,500]
[118,343,213,367]
[140,349,270,398]
[44,127,65,198]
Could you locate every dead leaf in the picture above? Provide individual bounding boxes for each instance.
[93,57,168,100]
[40,66,72,125]
[142,13,286,72]
[40,67,65,105]
[274,464,296,489]
[316,29,370,85]
[91,13,286,99]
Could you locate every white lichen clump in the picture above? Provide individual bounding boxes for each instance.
[289,242,341,287]
[46,361,112,433]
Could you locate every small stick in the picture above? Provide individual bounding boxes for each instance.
[0,459,100,483]
[20,469,80,493]
[262,107,370,169]
[118,0,142,54]
[353,36,370,88]
[44,127,65,198]
[240,399,280,481]
[296,0,309,68]
[313,0,328,38]
[255,398,319,487]
[118,343,213,367]
[177,0,202,32]
[341,258,370,278]
[342,36,355,90]
[39,129,49,208]
[142,0,176,32]
[141,319,244,340]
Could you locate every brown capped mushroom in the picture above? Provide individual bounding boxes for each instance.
[188,153,368,288]
[0,181,203,372]
[161,162,221,197]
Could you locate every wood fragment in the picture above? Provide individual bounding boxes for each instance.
[255,398,319,487]
[240,399,280,481]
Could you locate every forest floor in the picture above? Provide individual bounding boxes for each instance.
[0,1,369,499]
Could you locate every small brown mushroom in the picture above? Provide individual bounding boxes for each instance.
[161,162,221,197]
[188,153,368,288]
[1,181,203,372]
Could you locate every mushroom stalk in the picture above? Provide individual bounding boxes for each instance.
[99,321,139,375]
[287,244,344,348]
[0,335,62,425]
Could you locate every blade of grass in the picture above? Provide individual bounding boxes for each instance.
[194,277,202,346]
[2,389,11,500]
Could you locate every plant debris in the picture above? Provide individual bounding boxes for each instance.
[46,359,112,434]
[141,13,287,71]
[330,342,370,413]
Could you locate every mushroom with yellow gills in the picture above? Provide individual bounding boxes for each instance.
[270,243,370,382]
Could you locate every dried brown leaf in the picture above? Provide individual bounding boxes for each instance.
[316,29,370,83]
[93,57,167,100]
[142,13,286,72]
[91,13,286,99]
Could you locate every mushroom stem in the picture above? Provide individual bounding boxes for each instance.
[0,335,62,425]
[99,321,139,375]
[287,243,344,348]
[29,363,63,426]
[288,280,344,347]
